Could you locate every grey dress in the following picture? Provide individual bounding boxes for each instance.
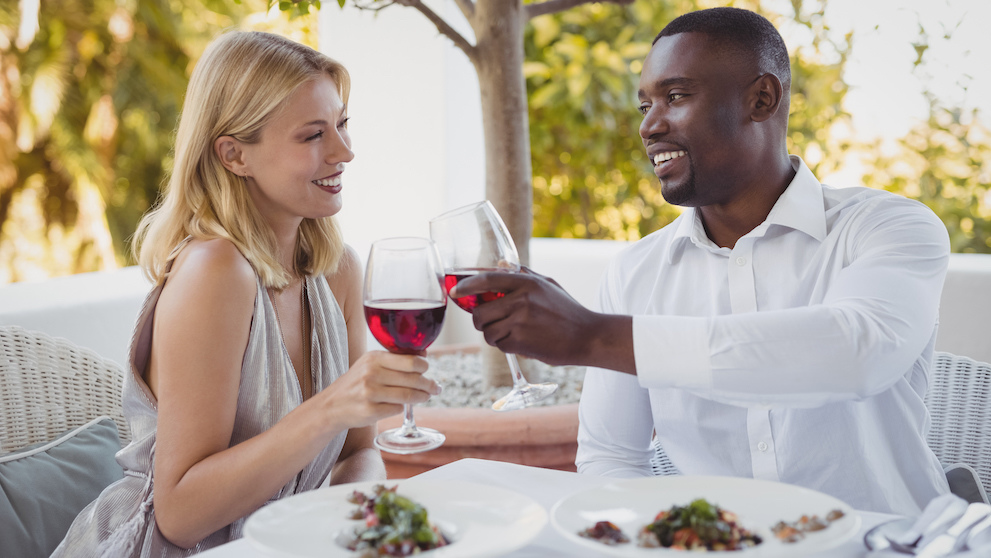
[52,252,350,557]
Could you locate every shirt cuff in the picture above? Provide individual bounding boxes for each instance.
[633,314,712,389]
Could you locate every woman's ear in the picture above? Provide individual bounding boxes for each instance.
[750,73,784,123]
[214,136,249,177]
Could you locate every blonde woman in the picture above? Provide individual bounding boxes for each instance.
[53,31,439,556]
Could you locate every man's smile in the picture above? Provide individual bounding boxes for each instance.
[653,150,687,167]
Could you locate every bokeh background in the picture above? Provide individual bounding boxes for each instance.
[1,0,988,283]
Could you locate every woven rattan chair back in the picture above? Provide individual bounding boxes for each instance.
[649,437,680,476]
[0,325,130,454]
[925,351,991,498]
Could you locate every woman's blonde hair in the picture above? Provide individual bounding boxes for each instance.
[132,30,350,288]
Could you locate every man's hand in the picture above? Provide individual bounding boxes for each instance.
[451,268,635,373]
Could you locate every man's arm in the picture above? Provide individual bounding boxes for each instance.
[576,367,655,477]
[632,200,949,407]
[456,199,949,408]
[452,269,636,372]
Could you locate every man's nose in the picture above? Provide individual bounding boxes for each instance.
[639,105,669,141]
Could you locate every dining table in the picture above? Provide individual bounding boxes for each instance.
[198,458,900,557]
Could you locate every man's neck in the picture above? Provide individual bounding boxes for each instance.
[698,156,796,249]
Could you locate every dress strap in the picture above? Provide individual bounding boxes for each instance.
[163,236,194,277]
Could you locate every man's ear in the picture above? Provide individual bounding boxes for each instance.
[750,73,784,123]
[214,136,250,177]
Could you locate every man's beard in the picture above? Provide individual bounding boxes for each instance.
[659,158,698,207]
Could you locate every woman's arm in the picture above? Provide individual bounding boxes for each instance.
[327,245,386,484]
[147,240,436,548]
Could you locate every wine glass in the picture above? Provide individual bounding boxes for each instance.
[364,237,447,454]
[429,200,558,411]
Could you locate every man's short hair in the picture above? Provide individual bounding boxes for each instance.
[655,7,791,94]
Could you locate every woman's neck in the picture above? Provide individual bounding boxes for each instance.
[269,218,303,276]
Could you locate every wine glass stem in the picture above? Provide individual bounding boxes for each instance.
[398,404,418,437]
[506,353,530,388]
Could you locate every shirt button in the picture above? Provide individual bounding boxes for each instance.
[757,441,769,452]
[735,256,747,266]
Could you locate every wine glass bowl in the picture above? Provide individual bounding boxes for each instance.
[363,237,447,454]
[430,201,559,411]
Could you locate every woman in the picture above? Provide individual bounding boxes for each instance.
[53,30,439,556]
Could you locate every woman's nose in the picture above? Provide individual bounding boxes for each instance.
[327,130,355,164]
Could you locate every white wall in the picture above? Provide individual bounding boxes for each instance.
[318,1,486,347]
[317,0,485,259]
[4,245,986,369]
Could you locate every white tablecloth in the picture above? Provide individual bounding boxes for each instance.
[197,458,897,557]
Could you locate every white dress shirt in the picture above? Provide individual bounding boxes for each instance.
[576,156,951,515]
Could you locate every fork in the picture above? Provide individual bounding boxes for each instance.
[964,513,991,551]
[886,494,968,554]
[915,502,991,558]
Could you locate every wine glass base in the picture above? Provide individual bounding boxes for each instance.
[374,426,446,455]
[491,382,559,412]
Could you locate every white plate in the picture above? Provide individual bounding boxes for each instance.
[551,476,861,557]
[244,479,547,558]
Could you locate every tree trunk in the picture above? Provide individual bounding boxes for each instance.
[471,0,533,387]
[472,0,532,267]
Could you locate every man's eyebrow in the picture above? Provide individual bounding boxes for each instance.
[638,77,698,100]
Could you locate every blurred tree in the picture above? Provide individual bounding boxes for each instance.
[862,101,991,253]
[526,0,854,240]
[859,22,991,253]
[0,0,318,282]
[303,0,637,268]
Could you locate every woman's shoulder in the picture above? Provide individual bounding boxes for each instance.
[166,238,257,299]
[325,244,362,287]
[323,244,362,312]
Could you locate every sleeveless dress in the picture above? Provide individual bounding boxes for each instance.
[52,245,351,557]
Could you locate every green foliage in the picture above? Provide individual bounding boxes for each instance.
[0,0,318,281]
[862,102,991,253]
[525,0,856,240]
[525,0,691,240]
[4,0,987,283]
[856,22,991,253]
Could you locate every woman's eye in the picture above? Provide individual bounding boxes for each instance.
[306,131,324,141]
[338,117,350,129]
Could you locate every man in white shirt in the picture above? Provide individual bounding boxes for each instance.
[452,7,949,515]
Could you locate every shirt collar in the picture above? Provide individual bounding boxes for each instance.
[665,156,826,264]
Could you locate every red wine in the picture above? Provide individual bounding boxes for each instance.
[444,270,505,313]
[364,299,446,354]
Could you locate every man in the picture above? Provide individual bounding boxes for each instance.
[453,7,949,515]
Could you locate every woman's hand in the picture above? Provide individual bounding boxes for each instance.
[317,350,440,430]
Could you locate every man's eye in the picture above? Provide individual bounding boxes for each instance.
[668,93,686,102]
[306,131,324,141]
[638,105,650,115]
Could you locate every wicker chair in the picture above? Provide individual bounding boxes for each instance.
[925,351,991,502]
[649,437,679,476]
[0,325,130,454]
[648,351,991,501]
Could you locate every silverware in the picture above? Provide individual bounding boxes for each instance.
[964,514,991,551]
[915,502,991,558]
[864,517,914,552]
[887,494,968,553]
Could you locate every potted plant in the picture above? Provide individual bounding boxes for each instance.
[376,344,583,478]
